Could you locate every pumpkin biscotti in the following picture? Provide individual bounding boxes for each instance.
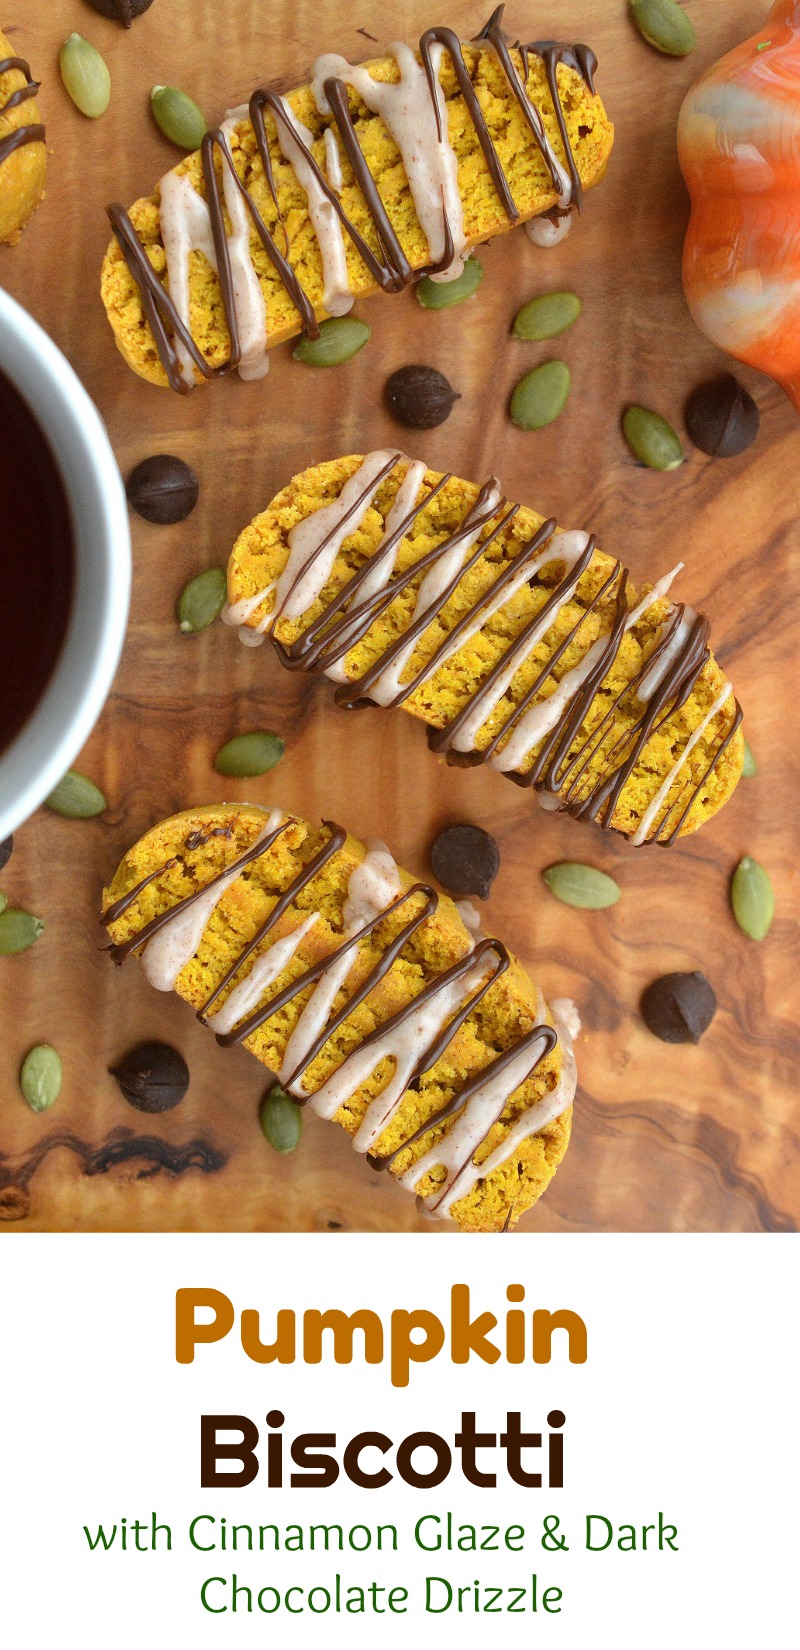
[0,32,45,245]
[100,7,613,390]
[102,804,576,1231]
[224,454,744,844]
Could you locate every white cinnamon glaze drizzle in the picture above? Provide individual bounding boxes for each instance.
[276,449,399,622]
[141,811,284,990]
[157,32,474,383]
[112,815,573,1221]
[324,458,428,683]
[455,898,483,938]
[158,169,220,390]
[323,126,343,192]
[487,561,683,774]
[550,996,581,1040]
[275,98,353,316]
[637,605,696,702]
[207,911,319,1034]
[223,455,740,843]
[312,40,468,280]
[159,113,270,387]
[221,580,276,641]
[449,528,592,757]
[279,839,401,1086]
[629,677,733,847]
[309,947,499,1147]
[365,478,503,705]
[402,997,577,1216]
[526,211,573,247]
[139,14,593,386]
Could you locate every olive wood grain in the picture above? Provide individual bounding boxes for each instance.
[0,0,796,1232]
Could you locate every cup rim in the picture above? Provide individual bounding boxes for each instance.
[0,289,131,840]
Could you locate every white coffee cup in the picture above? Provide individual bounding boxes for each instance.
[0,287,131,840]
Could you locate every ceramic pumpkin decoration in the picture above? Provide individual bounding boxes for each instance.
[679,1,800,411]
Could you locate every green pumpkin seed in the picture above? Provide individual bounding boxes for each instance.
[45,770,107,818]
[20,1045,62,1113]
[629,0,697,57]
[742,740,757,778]
[178,567,228,633]
[513,291,582,341]
[259,1085,302,1153]
[59,33,111,118]
[623,405,684,470]
[416,258,484,309]
[543,862,621,910]
[510,360,571,430]
[293,317,371,367]
[214,731,285,778]
[151,84,207,150]
[731,856,774,940]
[0,909,45,955]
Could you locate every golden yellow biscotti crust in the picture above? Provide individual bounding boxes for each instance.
[100,21,613,387]
[0,31,46,245]
[102,804,573,1233]
[226,456,744,843]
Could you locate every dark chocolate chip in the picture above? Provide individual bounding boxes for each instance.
[431,823,500,900]
[0,835,13,871]
[384,364,460,429]
[640,971,717,1044]
[109,1041,190,1111]
[684,375,760,458]
[85,0,155,23]
[126,454,199,524]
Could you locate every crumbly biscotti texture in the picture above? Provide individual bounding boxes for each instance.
[100,40,613,385]
[227,458,744,841]
[103,805,569,1232]
[0,33,46,245]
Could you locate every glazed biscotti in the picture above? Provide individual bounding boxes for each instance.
[0,32,45,245]
[100,8,613,390]
[225,454,744,844]
[102,805,576,1231]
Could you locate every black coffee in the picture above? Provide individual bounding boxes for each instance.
[0,368,75,755]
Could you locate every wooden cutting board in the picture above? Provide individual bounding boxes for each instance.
[1,0,797,1234]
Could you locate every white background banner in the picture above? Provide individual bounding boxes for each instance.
[2,1233,796,1646]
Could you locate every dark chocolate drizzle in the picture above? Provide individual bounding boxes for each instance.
[368,1014,558,1172]
[200,821,350,1023]
[277,451,402,627]
[0,55,45,169]
[265,461,742,844]
[106,7,599,390]
[104,815,289,959]
[333,491,520,711]
[526,38,599,208]
[474,10,596,211]
[105,816,558,1184]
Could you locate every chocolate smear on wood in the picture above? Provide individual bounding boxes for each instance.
[0,1130,227,1222]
